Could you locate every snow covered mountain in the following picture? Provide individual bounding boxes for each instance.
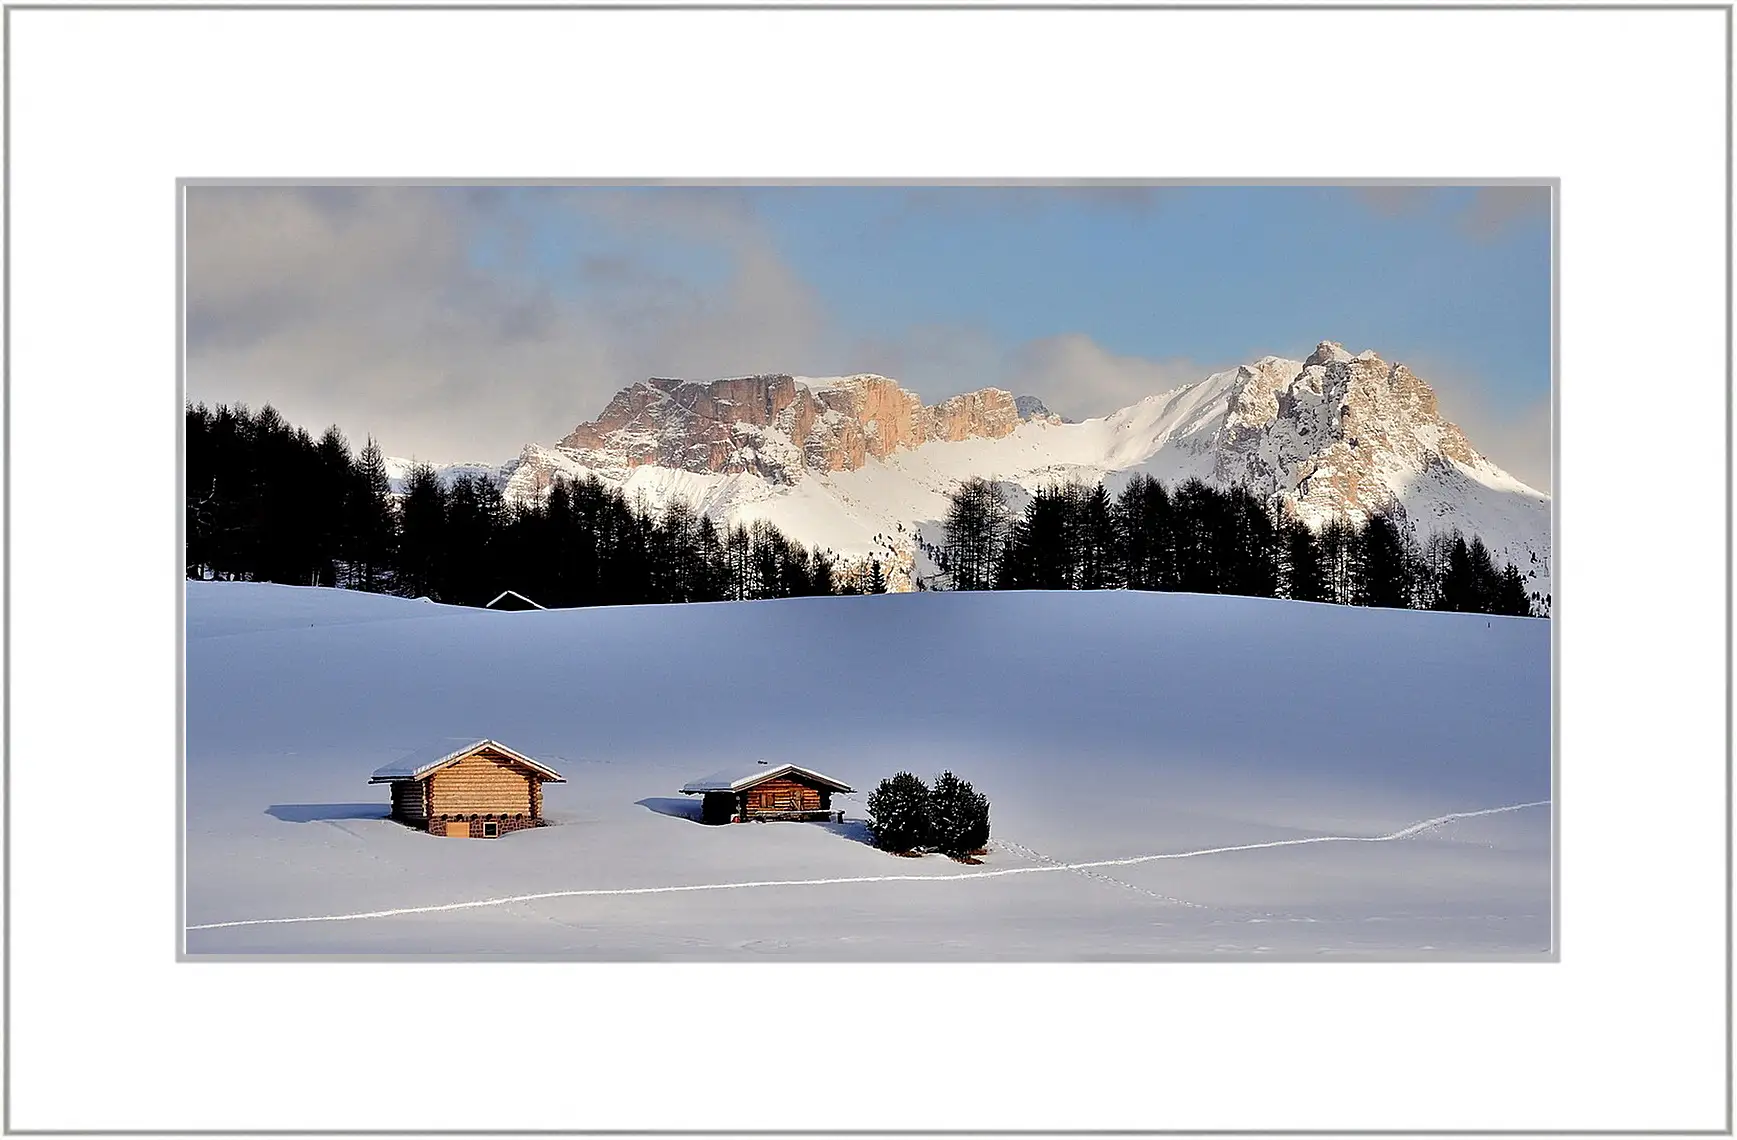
[395,341,1552,602]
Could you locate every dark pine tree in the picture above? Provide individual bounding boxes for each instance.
[997,483,1077,590]
[1491,563,1534,617]
[1076,482,1121,590]
[349,435,397,592]
[1225,486,1281,598]
[807,547,838,597]
[440,474,502,606]
[1467,536,1501,611]
[1171,479,1235,594]
[941,477,1012,591]
[1283,517,1329,603]
[395,464,449,598]
[866,772,933,854]
[1435,533,1478,612]
[928,770,991,858]
[1319,514,1358,605]
[1116,474,1175,592]
[1418,530,1459,611]
[311,426,355,588]
[693,515,729,602]
[1354,510,1414,609]
[185,403,218,578]
[651,499,703,604]
[724,522,754,601]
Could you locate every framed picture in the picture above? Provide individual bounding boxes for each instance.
[5,3,1726,1133]
[182,180,1555,964]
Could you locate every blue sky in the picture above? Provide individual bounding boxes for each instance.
[188,183,1552,487]
[740,185,1548,412]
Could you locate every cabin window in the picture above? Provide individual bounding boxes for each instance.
[482,821,499,838]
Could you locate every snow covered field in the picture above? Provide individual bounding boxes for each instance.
[184,582,1551,958]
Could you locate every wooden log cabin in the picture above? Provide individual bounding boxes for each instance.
[369,738,565,838]
[679,762,854,825]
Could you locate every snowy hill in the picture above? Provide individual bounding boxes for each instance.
[185,581,1551,958]
[410,343,1550,602]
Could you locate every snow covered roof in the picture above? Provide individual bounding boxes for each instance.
[485,590,546,610]
[369,738,566,783]
[679,762,853,795]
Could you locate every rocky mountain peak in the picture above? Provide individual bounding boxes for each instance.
[1305,340,1355,368]
[1205,343,1497,525]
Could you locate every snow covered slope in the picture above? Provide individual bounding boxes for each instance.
[185,581,1551,958]
[477,344,1550,601]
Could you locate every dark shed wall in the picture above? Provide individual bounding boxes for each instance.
[390,780,428,822]
[700,792,735,825]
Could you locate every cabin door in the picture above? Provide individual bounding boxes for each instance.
[444,820,471,838]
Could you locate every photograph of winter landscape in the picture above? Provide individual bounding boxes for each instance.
[184,184,1553,959]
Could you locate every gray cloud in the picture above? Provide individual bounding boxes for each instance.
[186,187,831,463]
[897,185,1179,216]
[1352,184,1550,241]
[1352,186,1435,218]
[1456,186,1551,241]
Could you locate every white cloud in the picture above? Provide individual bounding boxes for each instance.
[1005,334,1214,420]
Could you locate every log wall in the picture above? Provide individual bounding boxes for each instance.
[428,750,534,817]
[744,777,823,814]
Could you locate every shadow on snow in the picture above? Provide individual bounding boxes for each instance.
[815,817,876,847]
[266,802,391,824]
[635,796,702,823]
[635,797,877,847]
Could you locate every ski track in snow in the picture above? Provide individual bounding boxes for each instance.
[187,800,1548,933]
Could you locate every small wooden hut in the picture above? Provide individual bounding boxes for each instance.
[679,762,853,825]
[485,590,546,611]
[370,738,564,838]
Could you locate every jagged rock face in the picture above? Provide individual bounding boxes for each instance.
[923,388,1023,442]
[558,374,805,476]
[1200,342,1496,525]
[797,374,927,470]
[549,372,1021,482]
